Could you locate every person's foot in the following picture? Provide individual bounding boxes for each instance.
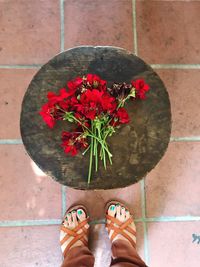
[60,205,89,257]
[105,201,136,247]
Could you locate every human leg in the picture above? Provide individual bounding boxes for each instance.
[60,205,95,267]
[105,202,148,267]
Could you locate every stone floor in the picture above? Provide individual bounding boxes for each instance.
[0,1,200,266]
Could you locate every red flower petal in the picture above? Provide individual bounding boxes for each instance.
[131,79,150,100]
[116,107,130,124]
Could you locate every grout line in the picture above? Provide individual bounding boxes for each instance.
[0,65,41,69]
[1,216,200,228]
[132,0,138,56]
[170,136,200,142]
[91,216,200,224]
[90,219,106,225]
[145,216,200,222]
[0,219,62,227]
[151,64,200,70]
[0,139,23,144]
[90,218,143,225]
[140,179,146,219]
[60,0,65,52]
[61,186,67,217]
[140,178,149,265]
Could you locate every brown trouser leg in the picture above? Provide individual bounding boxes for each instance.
[61,245,95,267]
[110,240,148,267]
[61,240,148,267]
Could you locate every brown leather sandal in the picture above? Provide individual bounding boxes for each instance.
[60,205,89,257]
[105,201,136,248]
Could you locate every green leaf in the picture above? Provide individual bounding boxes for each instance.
[129,88,136,98]
[63,112,74,122]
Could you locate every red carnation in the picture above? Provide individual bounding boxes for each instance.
[39,73,151,184]
[39,88,71,128]
[76,89,104,120]
[131,79,149,100]
[47,88,69,103]
[86,74,107,91]
[101,93,117,114]
[67,77,83,93]
[110,107,130,127]
[39,102,56,128]
[117,108,130,124]
[61,131,88,156]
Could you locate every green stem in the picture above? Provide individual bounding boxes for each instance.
[100,129,113,163]
[87,134,112,157]
[93,127,96,156]
[105,142,112,165]
[97,125,107,169]
[95,139,98,172]
[63,111,113,175]
[72,116,112,159]
[82,144,91,155]
[87,128,94,184]
[94,127,98,172]
[72,116,92,133]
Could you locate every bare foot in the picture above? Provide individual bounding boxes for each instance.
[60,206,89,256]
[106,202,136,246]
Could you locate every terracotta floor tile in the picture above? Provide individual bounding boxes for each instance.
[65,181,142,220]
[0,69,37,139]
[0,145,62,220]
[0,0,60,64]
[64,0,133,51]
[0,226,62,267]
[146,142,200,217]
[147,221,200,267]
[90,224,111,267]
[137,1,200,63]
[90,223,145,267]
[156,69,200,137]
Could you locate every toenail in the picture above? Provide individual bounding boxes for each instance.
[116,204,120,206]
[77,210,83,215]
[110,205,115,210]
[72,210,76,214]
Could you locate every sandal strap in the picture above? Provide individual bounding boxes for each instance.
[60,218,89,248]
[60,226,76,237]
[106,215,136,236]
[63,231,87,258]
[60,224,89,237]
[106,214,123,226]
[106,215,136,247]
[110,224,136,247]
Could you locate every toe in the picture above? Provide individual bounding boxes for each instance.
[72,211,78,227]
[116,204,121,220]
[67,213,72,225]
[77,208,89,231]
[121,206,126,221]
[125,210,130,219]
[108,204,116,217]
[77,209,86,221]
[63,217,68,227]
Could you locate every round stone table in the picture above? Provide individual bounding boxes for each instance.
[20,46,171,190]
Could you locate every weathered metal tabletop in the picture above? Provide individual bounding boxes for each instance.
[20,46,171,190]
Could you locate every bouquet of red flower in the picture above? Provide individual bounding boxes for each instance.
[39,74,150,183]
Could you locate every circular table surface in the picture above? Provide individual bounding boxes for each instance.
[20,46,171,190]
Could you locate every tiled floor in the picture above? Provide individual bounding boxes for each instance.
[0,0,200,266]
